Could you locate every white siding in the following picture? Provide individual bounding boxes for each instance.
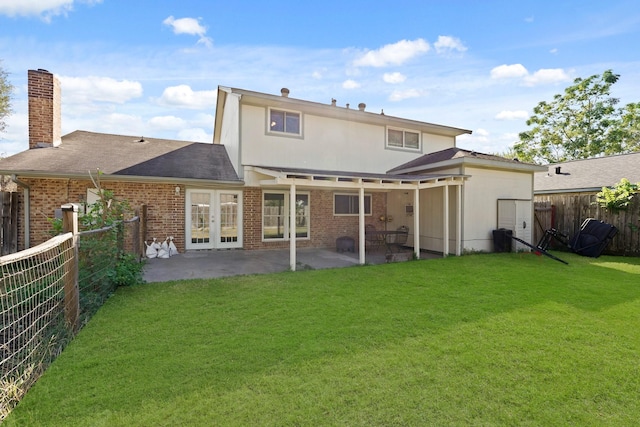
[240,104,456,173]
[219,93,241,176]
[462,167,533,252]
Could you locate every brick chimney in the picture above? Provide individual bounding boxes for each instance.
[28,69,61,149]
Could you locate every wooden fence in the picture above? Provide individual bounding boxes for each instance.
[0,192,18,255]
[534,193,640,256]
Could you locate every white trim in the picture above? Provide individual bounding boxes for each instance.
[386,126,421,152]
[262,190,310,242]
[185,189,243,250]
[333,192,372,216]
[266,107,303,137]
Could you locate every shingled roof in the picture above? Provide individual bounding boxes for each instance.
[534,152,640,194]
[0,130,241,183]
[387,147,544,174]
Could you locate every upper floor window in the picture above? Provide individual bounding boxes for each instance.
[269,108,301,136]
[387,127,420,150]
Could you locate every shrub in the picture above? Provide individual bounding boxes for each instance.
[596,178,639,212]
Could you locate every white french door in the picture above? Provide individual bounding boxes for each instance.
[186,189,242,250]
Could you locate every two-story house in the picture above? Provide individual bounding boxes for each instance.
[0,69,545,269]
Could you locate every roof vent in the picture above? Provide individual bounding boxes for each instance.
[555,166,562,174]
[331,98,336,106]
[358,103,366,111]
[280,88,289,97]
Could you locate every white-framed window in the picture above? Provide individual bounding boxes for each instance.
[334,193,372,216]
[268,108,302,136]
[387,127,420,150]
[263,191,310,240]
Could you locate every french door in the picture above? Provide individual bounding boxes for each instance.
[186,189,242,250]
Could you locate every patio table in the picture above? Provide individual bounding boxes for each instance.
[365,230,408,254]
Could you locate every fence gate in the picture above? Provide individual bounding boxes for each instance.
[1,191,18,255]
[534,201,554,245]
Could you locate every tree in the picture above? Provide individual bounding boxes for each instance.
[0,60,13,135]
[513,70,640,164]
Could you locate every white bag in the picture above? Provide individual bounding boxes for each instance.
[151,237,162,251]
[158,238,170,259]
[145,241,157,259]
[168,236,179,256]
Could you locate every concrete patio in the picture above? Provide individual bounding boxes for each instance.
[143,247,436,282]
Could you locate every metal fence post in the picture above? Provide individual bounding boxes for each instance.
[62,203,80,332]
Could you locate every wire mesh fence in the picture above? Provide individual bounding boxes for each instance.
[0,211,141,421]
[0,233,75,419]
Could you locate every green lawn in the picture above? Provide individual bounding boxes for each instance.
[5,252,640,426]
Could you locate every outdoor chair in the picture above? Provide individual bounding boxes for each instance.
[389,225,409,252]
[365,224,385,251]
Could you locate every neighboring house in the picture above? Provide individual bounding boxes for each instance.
[533,153,640,254]
[0,69,545,268]
[534,152,640,195]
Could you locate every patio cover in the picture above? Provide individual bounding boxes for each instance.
[246,166,469,270]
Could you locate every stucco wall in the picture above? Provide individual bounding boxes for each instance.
[239,104,456,174]
[462,167,534,252]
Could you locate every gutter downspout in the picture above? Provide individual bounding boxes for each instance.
[11,175,30,248]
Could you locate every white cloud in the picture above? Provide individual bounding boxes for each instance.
[383,72,406,84]
[490,64,529,79]
[177,128,211,143]
[495,110,529,120]
[491,64,570,86]
[389,89,422,102]
[59,75,143,104]
[163,16,212,47]
[433,36,467,54]
[523,68,571,86]
[148,115,187,130]
[342,79,360,89]
[158,85,217,109]
[93,113,144,135]
[353,38,430,67]
[457,128,490,149]
[191,113,215,128]
[550,48,558,54]
[0,0,102,22]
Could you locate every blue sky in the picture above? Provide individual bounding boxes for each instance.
[1,0,639,157]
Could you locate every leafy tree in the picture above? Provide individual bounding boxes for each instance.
[596,178,639,212]
[514,70,640,164]
[0,60,13,134]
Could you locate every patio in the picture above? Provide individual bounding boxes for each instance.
[143,247,438,282]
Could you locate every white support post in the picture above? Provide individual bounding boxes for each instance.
[290,183,296,271]
[358,186,366,265]
[443,184,449,257]
[456,184,462,256]
[413,187,420,258]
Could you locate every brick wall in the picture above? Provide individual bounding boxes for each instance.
[17,178,186,252]
[16,178,390,253]
[28,69,61,149]
[242,187,387,250]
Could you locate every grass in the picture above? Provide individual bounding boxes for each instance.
[5,252,640,426]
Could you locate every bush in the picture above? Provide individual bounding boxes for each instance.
[109,253,145,287]
[596,178,639,212]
